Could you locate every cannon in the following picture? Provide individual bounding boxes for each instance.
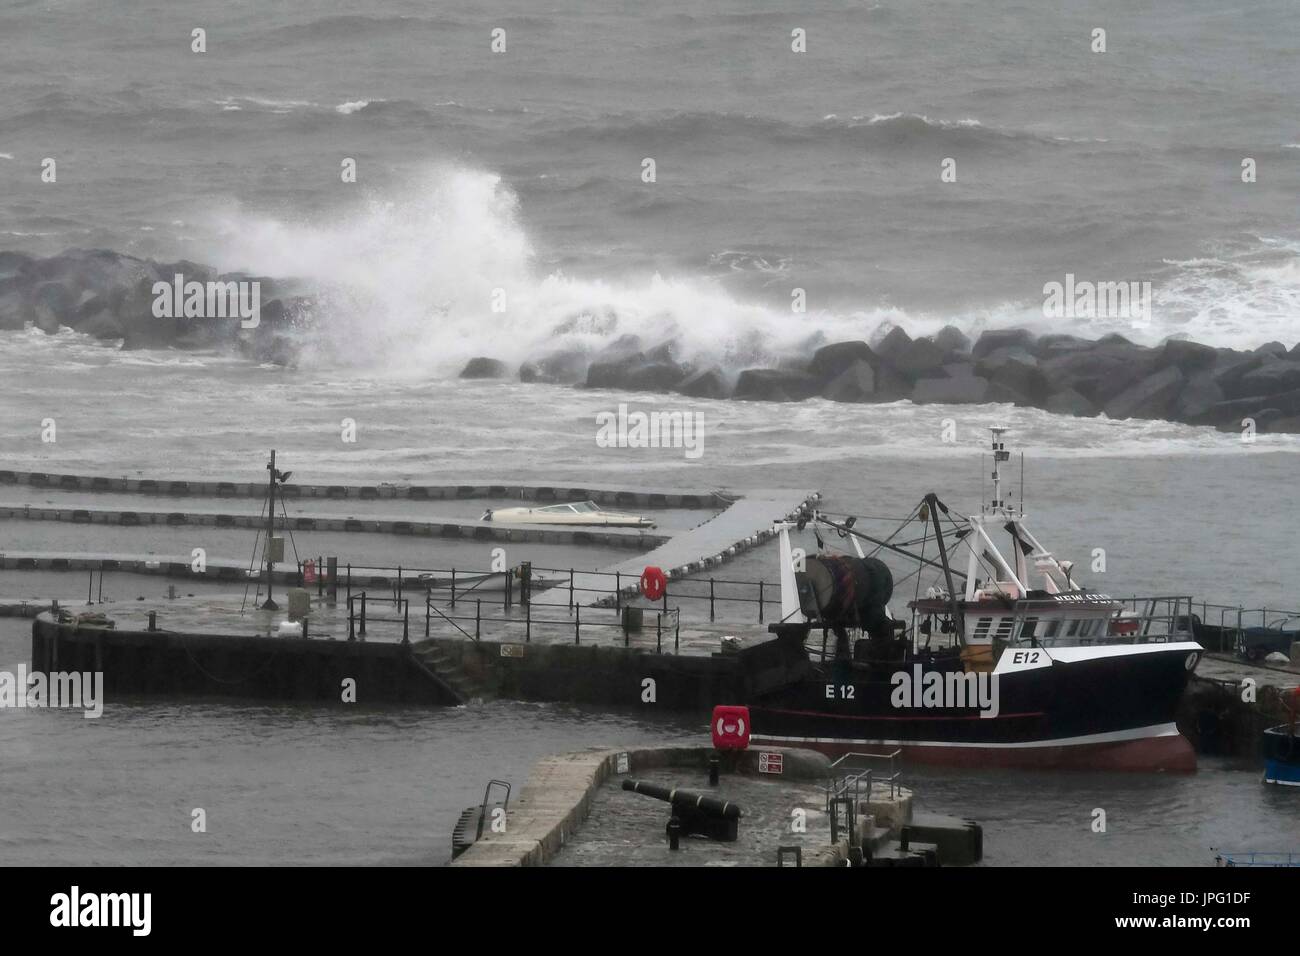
[621,779,742,842]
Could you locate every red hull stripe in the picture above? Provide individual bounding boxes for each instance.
[759,707,1046,722]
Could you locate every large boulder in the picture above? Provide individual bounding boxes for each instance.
[910,365,989,405]
[733,368,822,402]
[933,325,972,354]
[0,276,34,329]
[975,347,1049,403]
[1234,359,1300,397]
[76,308,125,341]
[1103,366,1185,420]
[821,359,877,403]
[873,326,913,362]
[519,350,587,385]
[1042,342,1154,404]
[586,350,688,392]
[459,357,509,379]
[1157,339,1218,374]
[1034,334,1092,358]
[807,340,875,381]
[674,366,730,399]
[1171,377,1225,423]
[972,328,1035,359]
[1212,352,1266,397]
[890,337,951,378]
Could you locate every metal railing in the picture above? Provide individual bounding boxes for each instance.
[299,558,779,624]
[344,585,687,652]
[828,750,903,805]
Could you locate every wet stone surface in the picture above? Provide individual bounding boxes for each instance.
[549,767,838,867]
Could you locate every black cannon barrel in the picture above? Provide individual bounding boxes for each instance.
[621,779,742,819]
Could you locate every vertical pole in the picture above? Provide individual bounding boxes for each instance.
[87,571,93,605]
[758,581,765,623]
[569,569,574,612]
[360,592,367,637]
[262,449,277,610]
[317,555,323,597]
[615,571,621,610]
[425,595,430,639]
[675,614,679,653]
[575,604,581,644]
[402,601,409,644]
[327,556,338,603]
[451,568,456,608]
[709,579,715,622]
[348,596,355,641]
[98,566,104,603]
[475,599,481,640]
[656,613,662,653]
[397,566,403,605]
[526,600,531,642]
[346,563,351,605]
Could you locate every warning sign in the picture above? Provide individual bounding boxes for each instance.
[758,751,784,774]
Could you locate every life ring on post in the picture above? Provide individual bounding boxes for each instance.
[639,565,667,601]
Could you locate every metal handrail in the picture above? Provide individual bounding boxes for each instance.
[475,779,511,841]
[829,750,903,801]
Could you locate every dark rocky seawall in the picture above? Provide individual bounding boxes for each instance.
[0,248,310,365]
[473,327,1300,435]
[6,249,1300,434]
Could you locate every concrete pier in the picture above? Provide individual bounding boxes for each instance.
[452,745,848,867]
[30,613,463,705]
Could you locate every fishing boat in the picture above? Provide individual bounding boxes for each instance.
[731,427,1203,772]
[481,500,655,529]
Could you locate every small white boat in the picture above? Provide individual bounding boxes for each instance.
[481,500,655,529]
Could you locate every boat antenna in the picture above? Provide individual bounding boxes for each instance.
[1019,451,1025,514]
[988,426,1010,514]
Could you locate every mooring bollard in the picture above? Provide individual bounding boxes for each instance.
[667,816,682,852]
[708,756,720,787]
[147,610,156,632]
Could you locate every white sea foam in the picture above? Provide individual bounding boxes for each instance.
[198,164,1300,375]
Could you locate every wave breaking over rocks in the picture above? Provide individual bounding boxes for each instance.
[5,248,1300,433]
